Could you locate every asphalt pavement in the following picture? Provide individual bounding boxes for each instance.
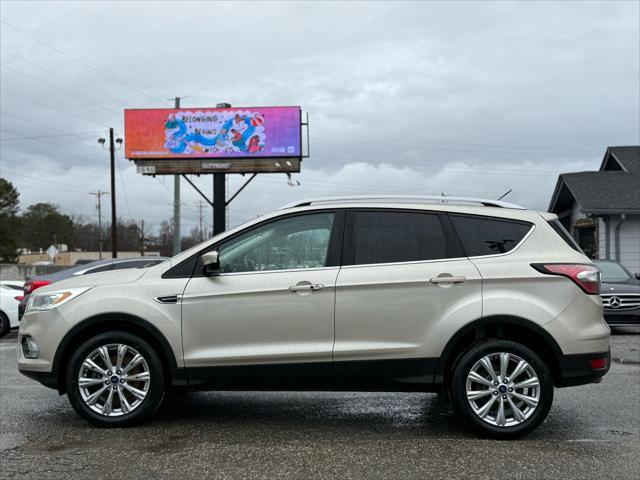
[1,328,638,480]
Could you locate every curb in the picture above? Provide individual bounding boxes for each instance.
[612,357,640,365]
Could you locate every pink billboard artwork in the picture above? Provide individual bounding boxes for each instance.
[125,106,301,159]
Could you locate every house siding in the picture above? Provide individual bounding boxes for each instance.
[618,216,640,274]
[597,215,640,274]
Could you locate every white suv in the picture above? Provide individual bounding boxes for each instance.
[17,196,610,438]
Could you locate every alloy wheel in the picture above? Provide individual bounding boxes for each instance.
[465,352,540,427]
[77,343,151,417]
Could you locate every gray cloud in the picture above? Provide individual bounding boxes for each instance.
[1,1,638,233]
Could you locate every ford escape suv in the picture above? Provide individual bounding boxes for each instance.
[17,196,610,438]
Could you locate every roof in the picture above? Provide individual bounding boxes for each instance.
[549,146,640,214]
[601,146,640,175]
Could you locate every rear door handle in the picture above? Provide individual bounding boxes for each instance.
[429,276,466,285]
[289,284,325,292]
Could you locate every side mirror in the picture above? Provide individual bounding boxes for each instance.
[202,251,220,276]
[635,273,640,281]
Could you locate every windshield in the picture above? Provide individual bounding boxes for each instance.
[593,261,631,282]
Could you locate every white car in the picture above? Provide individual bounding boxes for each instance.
[0,283,22,337]
[17,196,610,438]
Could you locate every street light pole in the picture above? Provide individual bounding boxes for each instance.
[109,127,118,258]
[98,129,122,259]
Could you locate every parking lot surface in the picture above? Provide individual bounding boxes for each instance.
[1,329,639,480]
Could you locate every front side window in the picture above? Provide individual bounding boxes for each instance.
[218,212,335,273]
[451,215,532,256]
[351,211,447,265]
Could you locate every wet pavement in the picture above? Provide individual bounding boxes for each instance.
[1,328,639,479]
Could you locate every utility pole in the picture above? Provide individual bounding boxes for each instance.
[173,96,181,255]
[197,200,204,242]
[89,190,108,259]
[139,219,145,256]
[109,128,118,258]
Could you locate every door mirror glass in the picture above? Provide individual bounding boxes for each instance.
[202,251,220,276]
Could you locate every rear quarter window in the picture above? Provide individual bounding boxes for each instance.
[450,214,533,257]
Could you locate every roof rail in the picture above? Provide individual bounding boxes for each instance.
[279,195,526,210]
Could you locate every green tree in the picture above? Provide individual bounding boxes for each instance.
[19,203,74,251]
[0,178,20,262]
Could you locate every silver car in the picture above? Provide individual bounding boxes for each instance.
[17,196,610,438]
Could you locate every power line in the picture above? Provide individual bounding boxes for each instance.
[0,126,97,156]
[308,154,561,177]
[313,129,598,154]
[114,151,133,221]
[1,49,127,105]
[1,63,121,115]
[0,20,164,103]
[0,129,103,142]
[1,89,113,128]
[312,135,596,159]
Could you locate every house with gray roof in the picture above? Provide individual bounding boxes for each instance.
[548,146,640,273]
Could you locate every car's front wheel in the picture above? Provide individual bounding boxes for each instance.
[451,339,553,439]
[65,331,165,427]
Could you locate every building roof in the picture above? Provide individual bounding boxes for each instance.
[549,146,640,215]
[601,146,640,175]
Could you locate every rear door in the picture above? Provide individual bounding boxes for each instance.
[333,209,482,389]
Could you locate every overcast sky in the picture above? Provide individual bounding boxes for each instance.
[1,1,638,235]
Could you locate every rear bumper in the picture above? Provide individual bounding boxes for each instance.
[556,349,611,387]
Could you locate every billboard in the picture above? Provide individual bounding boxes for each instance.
[125,106,301,160]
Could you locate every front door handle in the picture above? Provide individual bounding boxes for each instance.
[289,283,325,292]
[429,276,466,285]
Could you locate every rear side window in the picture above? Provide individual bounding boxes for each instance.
[351,211,447,265]
[451,215,532,257]
[547,219,583,253]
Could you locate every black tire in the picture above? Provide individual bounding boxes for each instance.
[65,331,165,427]
[0,312,10,338]
[451,339,554,439]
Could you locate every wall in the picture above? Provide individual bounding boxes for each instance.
[0,264,68,281]
[597,215,640,274]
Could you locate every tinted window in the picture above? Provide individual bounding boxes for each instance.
[219,212,335,273]
[85,264,113,274]
[593,261,631,282]
[351,211,446,265]
[451,215,532,256]
[112,260,159,270]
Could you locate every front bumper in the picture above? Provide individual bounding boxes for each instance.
[18,368,58,389]
[556,349,611,387]
[603,308,640,327]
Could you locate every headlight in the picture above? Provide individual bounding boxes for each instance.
[27,287,92,312]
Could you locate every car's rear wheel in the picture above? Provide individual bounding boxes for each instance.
[66,331,165,427]
[451,339,553,439]
[0,312,10,338]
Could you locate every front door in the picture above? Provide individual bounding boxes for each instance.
[181,210,343,389]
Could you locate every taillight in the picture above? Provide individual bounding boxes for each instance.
[531,263,600,294]
[23,280,51,294]
[15,295,24,302]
